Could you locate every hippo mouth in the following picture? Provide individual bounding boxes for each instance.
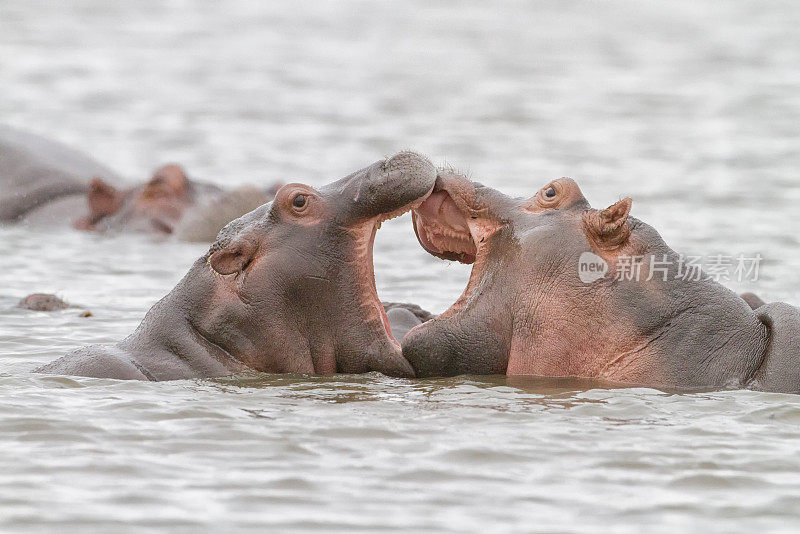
[413,188,477,264]
[410,175,502,319]
[361,186,436,346]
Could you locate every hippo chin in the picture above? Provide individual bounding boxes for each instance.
[37,151,436,380]
[403,170,800,394]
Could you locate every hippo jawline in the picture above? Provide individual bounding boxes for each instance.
[409,181,500,320]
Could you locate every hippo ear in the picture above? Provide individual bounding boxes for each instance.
[582,198,632,251]
[74,178,125,229]
[88,178,124,217]
[208,240,258,275]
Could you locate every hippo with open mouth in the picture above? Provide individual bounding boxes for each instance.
[37,151,436,380]
[402,170,800,394]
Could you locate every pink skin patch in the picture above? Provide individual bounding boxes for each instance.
[413,190,478,264]
[409,184,504,328]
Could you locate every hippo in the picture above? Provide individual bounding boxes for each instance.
[0,124,122,223]
[402,171,800,394]
[75,164,281,240]
[37,151,436,380]
[1,124,280,240]
[18,293,70,312]
[17,293,93,316]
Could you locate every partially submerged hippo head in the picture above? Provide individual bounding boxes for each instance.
[74,164,200,233]
[122,163,195,233]
[40,151,436,380]
[18,293,70,312]
[403,171,768,390]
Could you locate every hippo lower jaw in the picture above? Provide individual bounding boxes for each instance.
[401,172,515,378]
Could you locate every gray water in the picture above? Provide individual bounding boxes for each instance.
[2,1,800,532]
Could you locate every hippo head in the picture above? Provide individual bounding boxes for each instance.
[105,164,199,234]
[75,164,207,234]
[178,151,436,376]
[18,293,70,312]
[403,170,646,378]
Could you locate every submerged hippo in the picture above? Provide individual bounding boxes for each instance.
[402,171,800,394]
[0,124,122,223]
[0,124,279,241]
[18,293,70,312]
[74,164,282,240]
[16,293,93,316]
[37,152,436,380]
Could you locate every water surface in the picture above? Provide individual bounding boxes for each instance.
[2,1,800,532]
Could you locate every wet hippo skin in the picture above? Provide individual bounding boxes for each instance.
[402,170,800,394]
[37,152,437,380]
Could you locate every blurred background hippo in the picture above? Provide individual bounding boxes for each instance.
[16,293,93,317]
[0,124,281,241]
[402,171,800,394]
[76,163,282,240]
[0,124,121,223]
[17,293,70,312]
[37,151,436,380]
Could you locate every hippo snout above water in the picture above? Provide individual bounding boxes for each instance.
[37,151,437,380]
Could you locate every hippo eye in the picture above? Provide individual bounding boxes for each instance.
[292,194,307,209]
[544,187,556,198]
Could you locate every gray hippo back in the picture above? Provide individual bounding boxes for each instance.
[0,124,121,222]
